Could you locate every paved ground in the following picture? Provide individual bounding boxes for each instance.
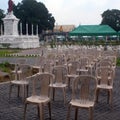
[0,66,120,120]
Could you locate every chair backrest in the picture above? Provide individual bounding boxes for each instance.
[79,57,89,69]
[96,67,114,86]
[43,60,53,73]
[16,58,27,64]
[35,56,46,66]
[52,65,67,84]
[32,73,54,97]
[96,58,112,69]
[18,64,32,80]
[102,50,116,57]
[55,54,65,65]
[72,75,97,101]
[14,58,27,72]
[67,61,80,74]
[105,56,117,68]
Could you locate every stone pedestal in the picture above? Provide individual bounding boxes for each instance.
[3,12,19,36]
[0,35,39,48]
[0,12,39,49]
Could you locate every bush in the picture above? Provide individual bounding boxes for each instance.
[0,62,12,73]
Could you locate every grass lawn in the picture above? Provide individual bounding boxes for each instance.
[0,49,20,57]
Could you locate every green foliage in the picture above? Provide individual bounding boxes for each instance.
[117,58,120,66]
[0,49,19,57]
[101,9,120,32]
[0,62,11,73]
[0,9,5,34]
[13,0,55,35]
[1,43,11,48]
[50,39,56,48]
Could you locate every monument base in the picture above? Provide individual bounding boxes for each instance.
[0,35,40,49]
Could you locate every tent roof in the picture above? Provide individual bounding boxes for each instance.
[118,31,120,34]
[69,25,117,36]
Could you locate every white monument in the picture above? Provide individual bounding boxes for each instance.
[0,0,39,49]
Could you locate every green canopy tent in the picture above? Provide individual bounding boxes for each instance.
[69,25,117,36]
[118,31,120,35]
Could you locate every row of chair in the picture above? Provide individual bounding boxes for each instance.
[8,54,116,120]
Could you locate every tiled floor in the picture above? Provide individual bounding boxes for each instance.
[0,67,120,120]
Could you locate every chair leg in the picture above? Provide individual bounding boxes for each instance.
[75,107,78,120]
[26,85,29,97]
[18,85,20,97]
[63,87,66,104]
[53,88,55,101]
[95,89,99,103]
[109,89,113,108]
[68,78,71,89]
[24,102,28,120]
[9,84,13,99]
[66,104,71,120]
[37,105,40,118]
[107,90,110,104]
[48,102,52,120]
[39,103,44,120]
[89,107,93,120]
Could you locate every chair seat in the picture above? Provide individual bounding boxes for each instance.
[26,95,50,103]
[12,70,22,74]
[66,74,78,78]
[77,69,88,72]
[49,83,67,88]
[11,80,29,85]
[97,84,113,89]
[70,99,94,108]
[32,65,40,69]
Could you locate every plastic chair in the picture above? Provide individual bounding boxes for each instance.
[77,57,89,75]
[24,73,54,120]
[66,61,80,88]
[11,58,27,80]
[49,65,67,104]
[95,67,114,107]
[67,75,97,120]
[9,64,32,99]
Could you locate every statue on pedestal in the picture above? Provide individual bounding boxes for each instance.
[8,0,13,13]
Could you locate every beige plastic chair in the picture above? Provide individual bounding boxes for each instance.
[105,55,117,69]
[97,57,113,67]
[32,56,46,72]
[49,65,67,104]
[24,73,54,120]
[67,75,97,120]
[95,67,114,107]
[9,64,32,99]
[11,58,27,80]
[66,61,80,88]
[42,59,54,73]
[77,57,90,75]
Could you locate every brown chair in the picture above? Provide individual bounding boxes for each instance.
[95,67,114,107]
[66,61,80,88]
[9,64,32,99]
[49,65,67,104]
[67,75,97,120]
[96,58,113,68]
[77,57,90,75]
[24,73,54,120]
[11,58,27,80]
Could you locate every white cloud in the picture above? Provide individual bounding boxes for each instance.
[0,0,120,26]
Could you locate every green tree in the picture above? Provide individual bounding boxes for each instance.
[13,0,55,35]
[0,9,5,34]
[101,9,120,32]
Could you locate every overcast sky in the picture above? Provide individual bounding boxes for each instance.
[0,0,120,26]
